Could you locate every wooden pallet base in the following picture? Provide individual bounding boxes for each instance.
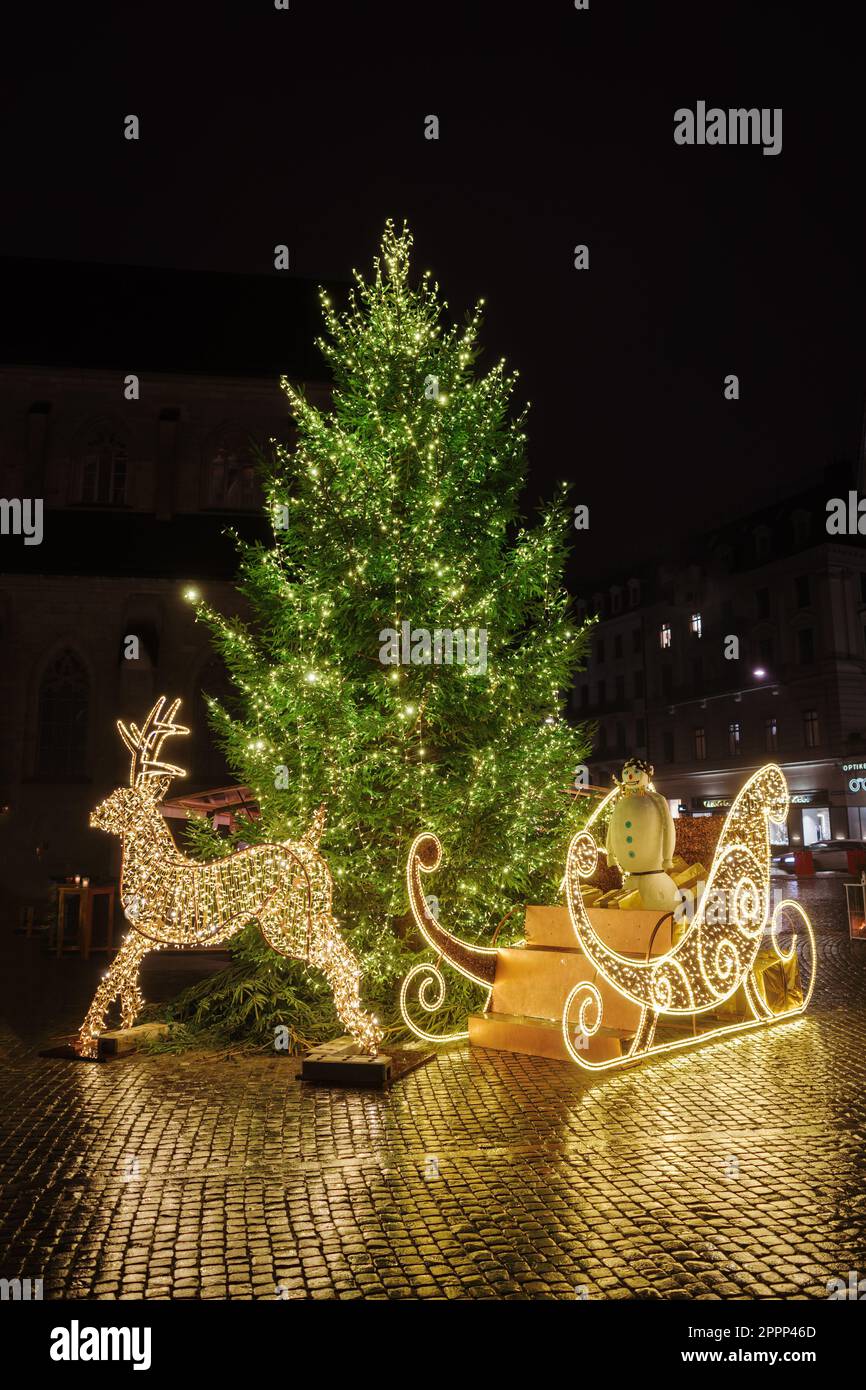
[98,1023,172,1057]
[299,1037,392,1088]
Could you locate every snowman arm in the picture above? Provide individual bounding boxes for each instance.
[604,811,619,867]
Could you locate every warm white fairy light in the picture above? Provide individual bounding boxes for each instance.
[78,697,382,1058]
[398,832,495,1040]
[400,764,817,1070]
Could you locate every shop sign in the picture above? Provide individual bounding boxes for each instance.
[789,789,828,805]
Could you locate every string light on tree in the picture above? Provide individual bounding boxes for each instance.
[181,220,593,1037]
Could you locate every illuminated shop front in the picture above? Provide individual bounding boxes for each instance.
[684,782,844,846]
[842,760,866,839]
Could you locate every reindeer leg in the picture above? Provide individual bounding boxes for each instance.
[308,914,383,1057]
[78,930,151,1057]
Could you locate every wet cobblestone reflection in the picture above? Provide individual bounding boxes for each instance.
[1,879,865,1299]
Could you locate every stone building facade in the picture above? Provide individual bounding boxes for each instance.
[572,468,866,848]
[0,260,333,923]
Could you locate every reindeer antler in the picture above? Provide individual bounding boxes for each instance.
[118,695,190,788]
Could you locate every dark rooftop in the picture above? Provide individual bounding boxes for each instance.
[0,258,344,380]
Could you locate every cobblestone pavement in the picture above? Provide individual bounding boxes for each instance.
[1,878,865,1300]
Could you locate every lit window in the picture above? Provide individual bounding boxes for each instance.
[660,623,672,649]
[803,709,820,748]
[694,727,706,760]
[728,721,741,755]
[690,613,702,638]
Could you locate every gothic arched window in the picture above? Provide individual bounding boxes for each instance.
[79,426,127,506]
[36,650,89,777]
[206,431,258,510]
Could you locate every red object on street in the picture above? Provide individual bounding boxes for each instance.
[847,849,866,876]
[794,850,815,876]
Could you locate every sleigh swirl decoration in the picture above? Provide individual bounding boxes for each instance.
[400,764,817,1070]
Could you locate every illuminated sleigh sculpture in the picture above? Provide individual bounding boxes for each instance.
[78,697,382,1058]
[400,764,817,1071]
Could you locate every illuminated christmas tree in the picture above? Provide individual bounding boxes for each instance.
[180,221,592,1044]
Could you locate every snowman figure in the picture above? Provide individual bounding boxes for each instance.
[605,757,680,912]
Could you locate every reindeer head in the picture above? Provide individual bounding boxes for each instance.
[91,696,189,835]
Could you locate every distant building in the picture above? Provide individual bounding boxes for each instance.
[571,467,866,848]
[0,259,335,922]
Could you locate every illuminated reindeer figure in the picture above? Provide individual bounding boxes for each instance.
[78,696,382,1057]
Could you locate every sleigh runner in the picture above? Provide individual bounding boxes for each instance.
[399,763,817,1071]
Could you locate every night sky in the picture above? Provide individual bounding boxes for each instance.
[2,1,864,577]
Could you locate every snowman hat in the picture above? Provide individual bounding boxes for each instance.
[622,757,654,778]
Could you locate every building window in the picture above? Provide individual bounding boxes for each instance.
[628,579,640,607]
[615,675,625,703]
[596,638,605,664]
[596,681,605,706]
[758,635,774,667]
[614,634,623,659]
[690,612,702,638]
[598,724,608,751]
[795,574,811,609]
[754,527,771,561]
[36,650,89,778]
[728,721,741,756]
[797,627,815,664]
[207,435,258,509]
[634,670,644,697]
[694,727,707,760]
[580,685,589,708]
[632,628,641,654]
[79,428,127,506]
[663,731,674,763]
[803,709,820,748]
[660,623,672,649]
[756,587,770,619]
[615,721,626,751]
[765,717,778,752]
[662,667,673,697]
[635,718,646,746]
[611,588,622,614]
